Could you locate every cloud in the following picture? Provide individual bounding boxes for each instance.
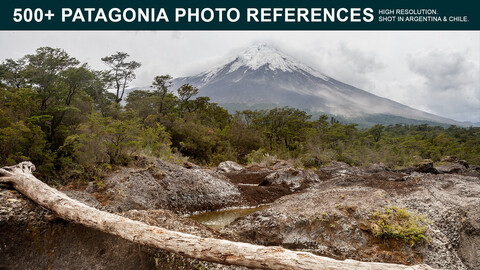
[405,49,480,122]
[407,50,476,91]
[337,43,385,73]
[305,42,386,91]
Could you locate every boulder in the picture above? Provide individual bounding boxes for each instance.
[436,162,467,174]
[415,159,439,174]
[458,160,469,168]
[260,169,320,191]
[364,163,388,173]
[102,159,243,214]
[437,156,469,172]
[217,161,244,173]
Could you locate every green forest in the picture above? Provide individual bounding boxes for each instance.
[1,47,479,185]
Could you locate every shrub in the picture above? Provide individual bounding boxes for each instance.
[370,206,429,246]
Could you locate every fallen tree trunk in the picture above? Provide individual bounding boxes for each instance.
[0,162,433,270]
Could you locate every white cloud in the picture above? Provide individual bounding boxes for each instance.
[407,50,476,91]
[305,42,386,91]
[404,49,480,122]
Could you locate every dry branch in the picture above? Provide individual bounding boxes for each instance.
[0,162,434,270]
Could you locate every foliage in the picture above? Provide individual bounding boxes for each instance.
[370,206,430,246]
[141,122,172,158]
[1,46,479,185]
[245,148,271,165]
[177,83,199,116]
[152,74,173,115]
[101,51,141,103]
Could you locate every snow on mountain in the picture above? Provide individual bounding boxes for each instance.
[168,43,464,126]
[193,43,328,88]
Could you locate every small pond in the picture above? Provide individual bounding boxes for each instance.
[189,205,270,230]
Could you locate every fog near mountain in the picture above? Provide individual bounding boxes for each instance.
[1,31,478,122]
[171,43,464,126]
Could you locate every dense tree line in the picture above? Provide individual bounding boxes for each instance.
[0,47,479,185]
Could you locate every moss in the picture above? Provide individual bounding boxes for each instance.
[370,206,429,246]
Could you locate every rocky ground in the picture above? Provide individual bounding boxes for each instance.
[0,185,246,270]
[94,158,244,214]
[222,160,480,270]
[1,156,479,269]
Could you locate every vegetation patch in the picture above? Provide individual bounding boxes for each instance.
[0,46,478,186]
[370,206,429,246]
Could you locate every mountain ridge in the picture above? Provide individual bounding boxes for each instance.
[170,43,465,127]
[124,43,468,127]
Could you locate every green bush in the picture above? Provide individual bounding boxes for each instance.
[370,206,429,246]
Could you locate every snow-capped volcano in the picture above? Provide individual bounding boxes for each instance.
[190,43,328,88]
[172,43,462,126]
[212,43,327,79]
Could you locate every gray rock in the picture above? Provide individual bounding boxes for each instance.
[436,162,467,174]
[104,160,243,214]
[458,160,469,169]
[364,163,388,173]
[217,161,244,173]
[0,188,249,270]
[415,159,439,174]
[261,169,320,191]
[223,167,480,270]
[2,159,479,269]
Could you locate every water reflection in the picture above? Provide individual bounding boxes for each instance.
[189,205,270,230]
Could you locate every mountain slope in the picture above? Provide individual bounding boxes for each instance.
[172,43,461,126]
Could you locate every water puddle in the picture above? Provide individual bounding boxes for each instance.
[189,205,270,230]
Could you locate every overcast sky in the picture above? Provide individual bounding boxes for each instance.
[0,31,478,122]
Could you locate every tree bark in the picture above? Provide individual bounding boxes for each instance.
[0,162,433,270]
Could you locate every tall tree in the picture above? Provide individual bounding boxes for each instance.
[0,58,27,88]
[151,75,172,115]
[177,83,198,115]
[369,124,385,142]
[23,47,79,111]
[101,52,141,103]
[83,70,114,114]
[177,83,198,103]
[125,90,156,119]
[49,64,96,142]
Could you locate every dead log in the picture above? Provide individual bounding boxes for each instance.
[0,162,433,270]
